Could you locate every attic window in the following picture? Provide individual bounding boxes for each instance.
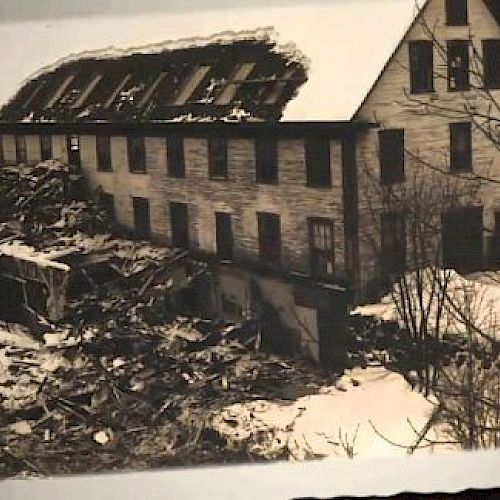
[447,40,470,91]
[483,39,500,89]
[409,41,434,93]
[127,136,146,173]
[446,0,468,26]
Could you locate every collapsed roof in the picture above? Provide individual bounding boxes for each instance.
[0,27,308,123]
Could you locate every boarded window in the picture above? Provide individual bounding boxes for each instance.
[450,122,472,172]
[448,40,470,91]
[409,41,434,93]
[257,212,281,266]
[446,0,468,25]
[15,135,27,164]
[132,197,151,240]
[483,39,500,89]
[305,136,331,188]
[67,135,80,166]
[170,202,189,249]
[40,135,52,161]
[308,217,335,280]
[96,135,112,172]
[127,136,146,173]
[442,206,483,272]
[100,192,115,219]
[167,135,185,178]
[208,137,228,179]
[381,212,406,275]
[379,129,405,185]
[215,212,233,261]
[255,137,278,184]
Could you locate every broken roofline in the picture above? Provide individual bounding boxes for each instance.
[0,120,373,138]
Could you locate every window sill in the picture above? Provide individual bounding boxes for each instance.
[209,176,229,181]
[306,184,332,190]
[256,180,279,186]
[129,170,148,175]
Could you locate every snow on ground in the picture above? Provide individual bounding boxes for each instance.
[214,366,454,460]
[353,268,500,338]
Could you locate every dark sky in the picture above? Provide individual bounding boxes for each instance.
[0,0,340,22]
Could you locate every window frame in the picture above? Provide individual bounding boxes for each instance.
[305,136,331,188]
[40,135,52,161]
[255,136,278,184]
[450,122,472,173]
[445,0,468,26]
[257,211,281,266]
[381,211,407,276]
[132,196,151,240]
[447,40,470,92]
[167,135,186,178]
[409,40,434,94]
[15,135,27,164]
[379,129,405,185]
[127,136,146,174]
[215,212,233,261]
[96,135,112,172]
[308,217,335,280]
[483,39,500,90]
[208,136,228,179]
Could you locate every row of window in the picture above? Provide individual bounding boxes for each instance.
[379,121,472,185]
[103,191,336,280]
[0,133,333,188]
[381,205,484,275]
[409,38,500,93]
[97,135,333,188]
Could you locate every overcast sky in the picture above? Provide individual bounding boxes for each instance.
[0,0,416,120]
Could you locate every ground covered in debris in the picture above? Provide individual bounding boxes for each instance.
[0,161,445,477]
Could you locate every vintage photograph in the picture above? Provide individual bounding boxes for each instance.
[0,0,499,484]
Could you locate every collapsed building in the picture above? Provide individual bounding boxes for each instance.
[1,0,499,366]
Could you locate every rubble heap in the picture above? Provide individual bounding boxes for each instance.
[0,161,330,477]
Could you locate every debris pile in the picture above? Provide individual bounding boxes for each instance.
[0,160,329,477]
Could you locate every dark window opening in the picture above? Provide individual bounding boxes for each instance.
[67,135,80,167]
[40,135,52,161]
[483,39,500,89]
[450,122,472,172]
[255,137,278,184]
[170,201,189,249]
[447,40,470,91]
[133,197,151,240]
[381,212,407,276]
[215,212,233,261]
[258,212,281,266]
[491,210,500,267]
[308,217,335,280]
[446,0,468,26]
[0,135,4,167]
[305,136,331,188]
[379,129,405,185]
[442,206,483,272]
[167,135,185,178]
[100,192,115,219]
[127,136,146,173]
[409,41,434,93]
[208,137,228,179]
[96,135,112,172]
[15,135,27,164]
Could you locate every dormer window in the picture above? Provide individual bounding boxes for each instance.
[446,0,468,26]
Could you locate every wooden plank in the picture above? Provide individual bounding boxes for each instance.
[138,72,168,109]
[44,74,75,109]
[172,65,211,106]
[71,74,103,109]
[215,62,256,105]
[104,74,132,109]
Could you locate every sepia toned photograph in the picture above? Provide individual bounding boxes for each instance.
[0,0,499,495]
